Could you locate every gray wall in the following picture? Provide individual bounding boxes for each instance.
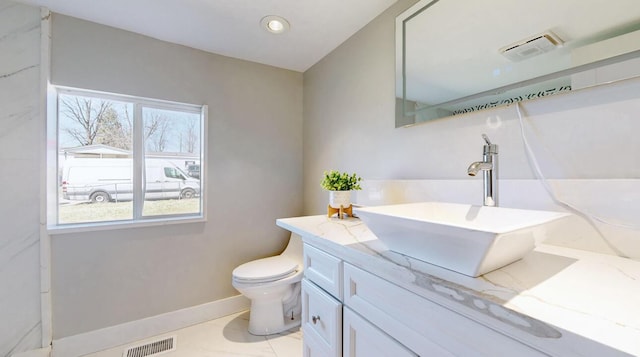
[0,1,43,355]
[303,0,640,214]
[304,0,419,213]
[50,14,303,338]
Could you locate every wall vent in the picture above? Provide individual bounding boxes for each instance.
[122,336,176,357]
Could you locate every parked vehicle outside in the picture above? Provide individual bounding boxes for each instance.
[61,158,200,203]
[186,164,200,179]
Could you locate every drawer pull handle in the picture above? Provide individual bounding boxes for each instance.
[312,315,321,324]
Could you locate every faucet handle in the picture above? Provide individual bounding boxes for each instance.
[482,133,492,145]
[481,134,498,154]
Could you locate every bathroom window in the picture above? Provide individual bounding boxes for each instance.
[47,86,207,230]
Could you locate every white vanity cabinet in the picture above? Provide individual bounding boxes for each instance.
[301,243,441,356]
[302,243,411,357]
[280,215,640,356]
[301,243,544,357]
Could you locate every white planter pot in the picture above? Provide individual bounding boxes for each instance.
[329,191,351,209]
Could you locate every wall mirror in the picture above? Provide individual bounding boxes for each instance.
[396,0,640,127]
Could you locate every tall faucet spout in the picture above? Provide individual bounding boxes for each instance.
[468,134,498,206]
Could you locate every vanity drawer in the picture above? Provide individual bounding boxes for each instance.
[302,278,342,357]
[304,244,343,299]
[343,263,543,356]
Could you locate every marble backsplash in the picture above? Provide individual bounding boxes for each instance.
[354,179,640,261]
[0,1,44,355]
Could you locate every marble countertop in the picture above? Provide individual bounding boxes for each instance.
[277,215,640,357]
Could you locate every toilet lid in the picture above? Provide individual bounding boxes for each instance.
[233,256,299,283]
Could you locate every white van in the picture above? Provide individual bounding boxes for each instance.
[61,158,200,203]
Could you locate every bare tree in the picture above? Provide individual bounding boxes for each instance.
[144,114,161,140]
[60,96,112,146]
[184,119,199,153]
[120,105,133,140]
[145,113,171,152]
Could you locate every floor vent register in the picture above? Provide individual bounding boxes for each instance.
[122,336,176,357]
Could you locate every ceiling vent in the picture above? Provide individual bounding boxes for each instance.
[500,32,563,62]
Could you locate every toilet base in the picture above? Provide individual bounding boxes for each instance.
[248,298,301,336]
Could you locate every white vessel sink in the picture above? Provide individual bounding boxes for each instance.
[354,202,570,277]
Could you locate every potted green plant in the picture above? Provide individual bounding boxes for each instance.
[321,170,362,209]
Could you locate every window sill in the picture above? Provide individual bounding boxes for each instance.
[47,215,206,235]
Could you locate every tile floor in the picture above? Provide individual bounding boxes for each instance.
[84,311,302,357]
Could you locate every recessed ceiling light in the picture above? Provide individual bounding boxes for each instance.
[260,15,290,34]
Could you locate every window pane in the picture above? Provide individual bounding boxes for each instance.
[52,88,204,228]
[141,107,201,217]
[58,94,134,224]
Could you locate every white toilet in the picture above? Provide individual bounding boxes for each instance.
[232,233,303,335]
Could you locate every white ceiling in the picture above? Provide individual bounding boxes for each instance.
[17,0,398,72]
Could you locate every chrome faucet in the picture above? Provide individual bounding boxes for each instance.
[467,134,498,206]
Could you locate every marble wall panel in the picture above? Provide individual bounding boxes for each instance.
[0,1,43,356]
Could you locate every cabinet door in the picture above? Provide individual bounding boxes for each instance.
[343,308,417,357]
[302,278,342,357]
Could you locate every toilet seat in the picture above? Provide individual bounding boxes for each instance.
[233,256,299,284]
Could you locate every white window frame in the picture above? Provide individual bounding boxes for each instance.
[47,85,207,233]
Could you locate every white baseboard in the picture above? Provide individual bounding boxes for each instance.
[12,347,51,357]
[51,295,250,357]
